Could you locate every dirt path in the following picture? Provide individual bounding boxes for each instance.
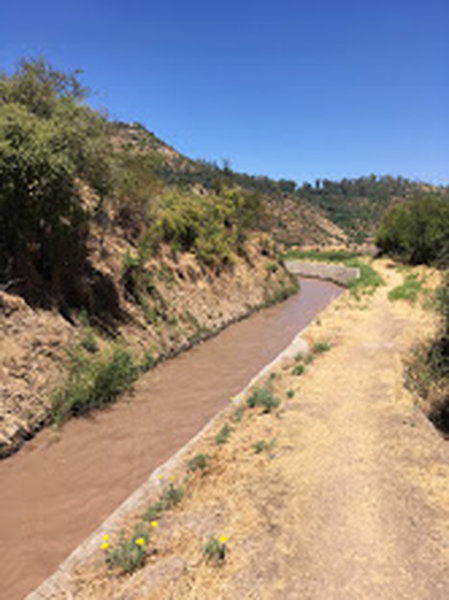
[42,262,449,599]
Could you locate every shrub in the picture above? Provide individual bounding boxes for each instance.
[52,345,138,425]
[286,389,295,399]
[246,387,281,413]
[376,192,449,266]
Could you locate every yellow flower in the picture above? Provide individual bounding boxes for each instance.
[102,534,109,541]
[219,536,227,544]
[135,537,145,547]
[158,474,164,480]
[169,475,175,482]
[151,521,158,528]
[100,542,109,550]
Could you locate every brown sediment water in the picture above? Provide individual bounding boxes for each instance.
[0,278,342,600]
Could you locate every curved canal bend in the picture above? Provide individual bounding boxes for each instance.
[0,278,342,599]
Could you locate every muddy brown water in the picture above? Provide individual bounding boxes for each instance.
[0,278,342,600]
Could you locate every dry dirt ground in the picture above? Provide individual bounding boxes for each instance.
[49,261,449,599]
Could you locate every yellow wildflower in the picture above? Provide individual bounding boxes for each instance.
[158,474,164,480]
[219,535,227,544]
[151,521,158,528]
[102,534,109,541]
[100,542,109,550]
[169,475,175,482]
[135,537,145,547]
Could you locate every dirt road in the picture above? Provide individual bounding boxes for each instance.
[40,262,449,599]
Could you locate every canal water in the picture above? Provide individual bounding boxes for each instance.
[0,278,342,599]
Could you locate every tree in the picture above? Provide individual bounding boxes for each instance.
[0,58,111,287]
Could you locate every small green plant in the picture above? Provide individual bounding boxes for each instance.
[246,387,281,413]
[265,261,278,274]
[304,353,315,364]
[291,364,305,376]
[286,389,295,399]
[142,500,165,522]
[215,423,232,445]
[105,524,150,574]
[253,439,276,454]
[80,330,97,353]
[231,408,244,423]
[142,481,185,522]
[161,483,185,507]
[204,536,228,563]
[188,453,209,471]
[313,341,331,354]
[52,345,138,425]
[140,350,155,372]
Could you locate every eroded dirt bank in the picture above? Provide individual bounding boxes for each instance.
[1,278,341,600]
[46,261,449,600]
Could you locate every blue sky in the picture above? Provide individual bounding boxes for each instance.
[1,0,448,184]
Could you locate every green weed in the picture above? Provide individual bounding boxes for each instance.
[188,453,209,472]
[291,364,305,376]
[247,387,281,413]
[204,536,228,563]
[215,424,232,445]
[313,341,331,354]
[52,345,138,425]
[231,408,244,423]
[105,524,150,574]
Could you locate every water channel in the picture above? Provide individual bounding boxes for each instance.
[0,278,342,599]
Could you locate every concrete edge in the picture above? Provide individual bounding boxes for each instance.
[27,330,310,599]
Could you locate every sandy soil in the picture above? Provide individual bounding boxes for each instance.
[42,260,449,599]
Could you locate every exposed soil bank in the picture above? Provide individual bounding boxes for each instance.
[0,278,341,600]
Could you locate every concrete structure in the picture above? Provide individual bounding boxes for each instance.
[284,260,360,286]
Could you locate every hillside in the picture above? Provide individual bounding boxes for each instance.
[0,59,445,457]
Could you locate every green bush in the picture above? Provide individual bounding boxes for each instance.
[52,345,138,424]
[246,387,281,413]
[376,192,449,265]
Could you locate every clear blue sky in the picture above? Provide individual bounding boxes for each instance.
[2,0,448,185]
